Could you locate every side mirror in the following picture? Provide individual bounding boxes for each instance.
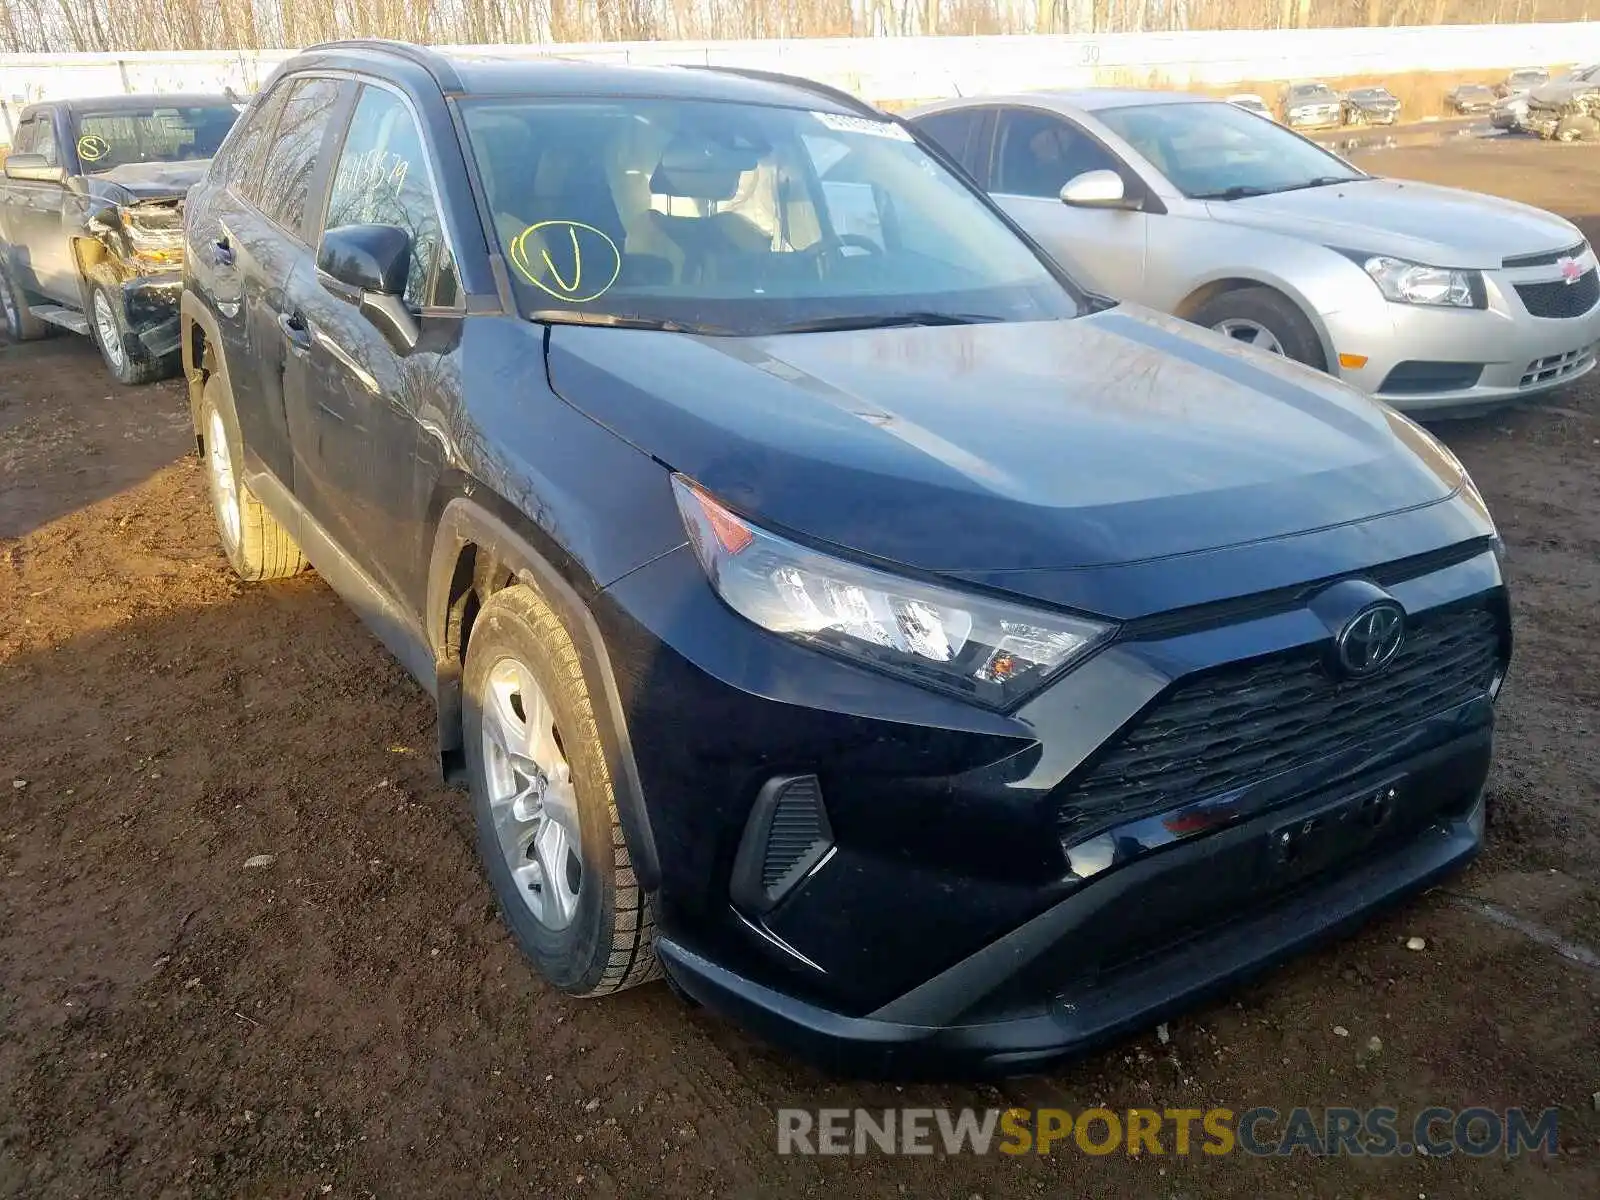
[1059,169,1140,211]
[317,223,419,353]
[4,153,66,184]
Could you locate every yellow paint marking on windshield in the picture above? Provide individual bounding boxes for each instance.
[77,134,110,162]
[508,220,621,304]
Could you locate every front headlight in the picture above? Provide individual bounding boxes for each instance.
[1362,255,1481,308]
[673,477,1113,708]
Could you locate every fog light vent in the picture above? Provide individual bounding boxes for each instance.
[731,774,833,913]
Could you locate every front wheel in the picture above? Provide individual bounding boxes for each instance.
[463,584,660,997]
[1190,287,1328,372]
[88,281,171,385]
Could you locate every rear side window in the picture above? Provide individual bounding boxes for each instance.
[218,85,286,201]
[914,109,980,171]
[323,86,450,309]
[256,77,341,238]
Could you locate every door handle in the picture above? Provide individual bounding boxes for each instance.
[211,237,234,267]
[277,310,312,353]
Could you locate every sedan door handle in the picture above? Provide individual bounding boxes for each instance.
[211,237,234,267]
[277,310,312,353]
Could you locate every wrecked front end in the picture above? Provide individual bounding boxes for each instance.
[82,196,187,359]
[1524,91,1600,141]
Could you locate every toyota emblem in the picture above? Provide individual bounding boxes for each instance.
[1335,602,1406,678]
[1559,257,1583,285]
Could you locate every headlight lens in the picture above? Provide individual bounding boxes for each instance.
[1363,255,1480,307]
[673,477,1113,708]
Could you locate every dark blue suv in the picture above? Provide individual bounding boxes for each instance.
[180,40,1510,1076]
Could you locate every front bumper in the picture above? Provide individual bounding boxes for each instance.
[597,522,1507,1076]
[661,782,1485,1078]
[119,273,183,360]
[1325,254,1600,414]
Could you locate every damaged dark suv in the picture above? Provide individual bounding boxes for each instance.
[182,41,1510,1077]
[0,95,239,382]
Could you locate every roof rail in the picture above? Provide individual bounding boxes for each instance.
[685,65,882,118]
[301,38,465,94]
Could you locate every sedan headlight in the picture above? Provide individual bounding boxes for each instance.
[1362,255,1482,308]
[673,477,1113,708]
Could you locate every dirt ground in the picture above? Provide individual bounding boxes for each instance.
[2,136,1599,1199]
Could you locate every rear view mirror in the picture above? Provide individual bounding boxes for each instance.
[4,153,65,184]
[317,223,418,353]
[1059,169,1140,211]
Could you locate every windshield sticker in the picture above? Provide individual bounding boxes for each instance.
[812,112,912,141]
[508,220,622,304]
[76,134,110,162]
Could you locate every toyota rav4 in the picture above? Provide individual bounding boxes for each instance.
[180,41,1510,1076]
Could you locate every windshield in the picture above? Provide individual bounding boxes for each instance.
[1288,86,1335,102]
[70,105,239,173]
[1352,89,1392,100]
[1097,102,1364,200]
[461,97,1079,335]
[1509,70,1546,86]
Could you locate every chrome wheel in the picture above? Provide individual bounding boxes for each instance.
[0,269,17,336]
[481,656,584,931]
[92,289,125,372]
[206,407,241,551]
[1214,318,1285,355]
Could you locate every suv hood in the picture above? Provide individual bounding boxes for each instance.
[87,159,210,201]
[548,305,1465,582]
[1206,178,1580,268]
[1529,74,1600,106]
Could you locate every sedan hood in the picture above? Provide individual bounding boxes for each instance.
[548,305,1463,582]
[88,159,210,201]
[1207,178,1581,268]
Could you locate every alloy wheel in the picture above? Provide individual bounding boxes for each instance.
[92,289,125,372]
[1213,318,1285,356]
[481,656,585,931]
[0,270,16,336]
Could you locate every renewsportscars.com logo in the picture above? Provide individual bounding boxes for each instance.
[776,1106,1560,1159]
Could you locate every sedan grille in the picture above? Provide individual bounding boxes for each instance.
[1503,241,1588,269]
[1516,269,1600,318]
[1054,607,1501,838]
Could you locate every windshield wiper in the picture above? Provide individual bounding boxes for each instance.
[527,310,735,335]
[1276,174,1367,193]
[1193,175,1365,201]
[769,311,1005,334]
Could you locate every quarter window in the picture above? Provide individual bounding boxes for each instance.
[256,77,341,237]
[324,86,449,308]
[994,110,1120,199]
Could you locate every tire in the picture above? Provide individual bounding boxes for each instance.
[1190,286,1328,372]
[88,280,172,385]
[0,251,47,341]
[198,376,307,581]
[463,584,659,998]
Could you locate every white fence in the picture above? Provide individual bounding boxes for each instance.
[6,22,1600,140]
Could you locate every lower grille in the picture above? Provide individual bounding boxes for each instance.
[731,774,833,913]
[1515,269,1600,318]
[1055,606,1501,838]
[1521,344,1595,388]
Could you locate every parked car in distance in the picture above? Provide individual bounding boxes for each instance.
[1523,63,1600,140]
[1343,85,1402,125]
[909,89,1600,414]
[185,42,1510,1077]
[1497,66,1550,97]
[1446,84,1497,115]
[1492,92,1531,132]
[1280,81,1343,128]
[1226,93,1273,119]
[0,95,240,382]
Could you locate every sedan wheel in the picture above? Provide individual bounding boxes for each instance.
[481,655,586,931]
[1213,318,1286,356]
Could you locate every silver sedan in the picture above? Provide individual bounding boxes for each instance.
[909,90,1600,414]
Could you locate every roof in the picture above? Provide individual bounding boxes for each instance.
[911,88,1214,117]
[44,94,237,113]
[292,41,869,116]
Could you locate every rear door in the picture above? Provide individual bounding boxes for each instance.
[284,82,461,608]
[988,107,1150,302]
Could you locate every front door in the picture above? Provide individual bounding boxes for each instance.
[0,111,72,300]
[988,107,1150,303]
[285,83,459,611]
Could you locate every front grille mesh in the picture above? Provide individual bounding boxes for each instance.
[1516,269,1600,318]
[1055,607,1501,838]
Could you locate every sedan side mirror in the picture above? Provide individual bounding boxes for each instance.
[317,223,419,353]
[1059,169,1141,211]
[4,153,66,184]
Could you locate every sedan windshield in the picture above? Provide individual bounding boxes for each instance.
[461,97,1080,335]
[71,105,239,173]
[1097,102,1365,200]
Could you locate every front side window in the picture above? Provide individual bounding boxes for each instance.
[11,116,40,157]
[1096,102,1364,200]
[256,77,341,236]
[994,109,1120,198]
[70,105,237,173]
[462,97,1079,335]
[324,86,448,308]
[18,115,59,166]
